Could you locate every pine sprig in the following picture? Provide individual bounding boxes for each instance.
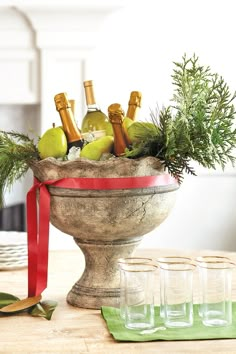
[0,131,39,207]
[125,54,236,182]
[171,55,236,171]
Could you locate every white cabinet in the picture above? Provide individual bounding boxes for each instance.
[0,3,123,129]
[40,49,86,133]
[0,49,39,104]
[0,8,40,104]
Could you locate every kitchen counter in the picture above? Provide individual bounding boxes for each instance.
[1,248,236,353]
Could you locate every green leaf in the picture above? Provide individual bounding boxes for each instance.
[0,292,20,308]
[29,300,58,320]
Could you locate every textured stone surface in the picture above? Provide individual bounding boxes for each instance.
[29,155,164,179]
[30,157,179,309]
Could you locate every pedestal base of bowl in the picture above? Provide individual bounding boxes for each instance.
[66,236,142,309]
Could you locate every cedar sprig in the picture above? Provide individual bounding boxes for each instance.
[171,54,236,171]
[0,131,39,207]
[125,54,236,182]
[124,106,197,183]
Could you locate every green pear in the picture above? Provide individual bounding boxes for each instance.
[123,117,134,130]
[105,121,114,136]
[80,136,114,161]
[122,116,134,145]
[127,121,159,143]
[38,124,68,159]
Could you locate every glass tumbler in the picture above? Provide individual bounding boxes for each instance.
[160,262,196,328]
[195,255,231,318]
[156,256,192,318]
[118,257,153,319]
[198,260,235,327]
[121,262,158,330]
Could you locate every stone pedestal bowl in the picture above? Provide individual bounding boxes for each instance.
[30,156,179,309]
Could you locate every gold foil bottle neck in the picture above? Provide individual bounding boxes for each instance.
[128,91,142,107]
[83,80,96,105]
[54,93,71,111]
[108,103,127,156]
[54,92,83,146]
[108,103,125,118]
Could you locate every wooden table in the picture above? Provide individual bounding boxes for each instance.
[1,248,236,353]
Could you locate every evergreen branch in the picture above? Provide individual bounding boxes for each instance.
[125,54,236,182]
[0,131,39,207]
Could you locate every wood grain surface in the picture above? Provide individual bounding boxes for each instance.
[1,248,236,353]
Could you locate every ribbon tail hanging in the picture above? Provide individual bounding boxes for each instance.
[26,182,51,297]
[26,184,38,297]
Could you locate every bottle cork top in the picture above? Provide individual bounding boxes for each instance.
[108,103,125,116]
[128,91,142,107]
[108,103,125,124]
[83,80,93,88]
[54,93,71,111]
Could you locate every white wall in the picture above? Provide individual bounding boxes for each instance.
[142,174,236,251]
[85,0,236,122]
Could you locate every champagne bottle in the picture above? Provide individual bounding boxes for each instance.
[54,93,84,149]
[122,91,142,146]
[126,91,142,120]
[81,80,110,135]
[108,103,127,156]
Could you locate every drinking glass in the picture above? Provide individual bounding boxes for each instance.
[160,262,195,328]
[198,260,235,327]
[195,256,231,318]
[121,262,158,330]
[118,257,153,319]
[156,256,192,318]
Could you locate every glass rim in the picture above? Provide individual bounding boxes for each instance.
[118,257,153,265]
[120,263,158,272]
[156,256,192,264]
[197,260,236,269]
[194,255,231,263]
[159,262,196,271]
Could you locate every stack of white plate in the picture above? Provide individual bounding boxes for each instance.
[0,231,28,270]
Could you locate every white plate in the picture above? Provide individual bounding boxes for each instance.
[0,250,27,259]
[0,231,27,246]
[0,257,27,267]
[0,246,27,252]
[0,249,27,256]
[0,255,28,262]
[0,246,27,259]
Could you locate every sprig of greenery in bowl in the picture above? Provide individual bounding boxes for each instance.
[125,54,236,182]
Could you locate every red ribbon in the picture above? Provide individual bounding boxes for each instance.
[26,175,178,297]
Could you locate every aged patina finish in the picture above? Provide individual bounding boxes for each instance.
[30,156,179,309]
